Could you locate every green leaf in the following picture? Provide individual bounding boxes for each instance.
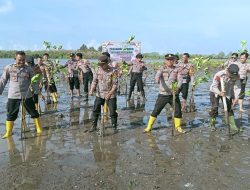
[31,74,43,83]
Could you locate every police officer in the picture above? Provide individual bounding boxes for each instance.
[126,53,147,101]
[235,52,250,111]
[76,53,93,101]
[26,56,43,111]
[177,53,195,111]
[43,53,58,103]
[0,51,42,138]
[209,64,241,132]
[144,54,185,133]
[64,53,80,98]
[222,53,239,69]
[89,55,118,133]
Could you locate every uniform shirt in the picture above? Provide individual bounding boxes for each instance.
[64,60,78,77]
[237,62,250,79]
[223,60,238,68]
[177,62,194,84]
[91,67,118,99]
[209,70,241,98]
[0,63,34,99]
[76,59,92,74]
[155,65,182,95]
[128,59,147,73]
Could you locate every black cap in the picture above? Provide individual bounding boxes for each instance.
[69,53,75,57]
[165,54,175,60]
[98,55,109,65]
[136,53,143,58]
[102,52,110,58]
[26,56,35,66]
[76,53,83,58]
[227,64,239,76]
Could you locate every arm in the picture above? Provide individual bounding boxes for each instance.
[210,75,222,95]
[189,64,195,85]
[155,69,163,84]
[0,66,10,95]
[89,71,98,94]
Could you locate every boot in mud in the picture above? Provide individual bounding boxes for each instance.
[89,114,99,132]
[111,117,118,134]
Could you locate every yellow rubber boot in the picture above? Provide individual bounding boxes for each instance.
[51,92,57,103]
[144,116,156,133]
[103,102,108,114]
[174,117,185,133]
[2,121,14,139]
[34,118,43,134]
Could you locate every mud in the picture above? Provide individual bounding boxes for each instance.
[0,60,250,190]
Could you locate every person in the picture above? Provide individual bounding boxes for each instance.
[26,56,44,112]
[234,52,250,111]
[43,53,58,103]
[64,53,80,97]
[89,55,118,133]
[126,53,147,101]
[76,53,93,101]
[208,64,241,132]
[222,53,239,69]
[177,53,195,111]
[144,54,185,133]
[0,51,42,138]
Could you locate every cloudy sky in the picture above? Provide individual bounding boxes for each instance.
[0,0,249,54]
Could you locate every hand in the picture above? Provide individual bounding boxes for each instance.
[89,91,93,96]
[41,95,45,101]
[105,93,112,100]
[220,91,225,97]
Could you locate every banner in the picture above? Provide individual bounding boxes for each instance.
[102,42,141,62]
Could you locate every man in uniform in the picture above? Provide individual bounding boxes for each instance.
[89,55,118,133]
[64,53,80,98]
[43,53,58,103]
[126,53,147,101]
[222,53,239,69]
[209,64,241,132]
[177,53,195,111]
[0,51,42,138]
[144,54,185,133]
[235,52,250,111]
[76,53,93,101]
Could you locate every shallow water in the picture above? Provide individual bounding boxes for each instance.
[0,61,250,189]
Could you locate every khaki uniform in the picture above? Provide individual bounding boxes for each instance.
[151,65,182,118]
[177,62,195,99]
[90,66,118,128]
[236,62,250,99]
[0,63,39,121]
[77,59,93,94]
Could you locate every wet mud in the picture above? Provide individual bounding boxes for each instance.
[0,65,250,190]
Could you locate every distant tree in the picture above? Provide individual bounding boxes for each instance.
[98,46,102,52]
[79,44,88,51]
[89,47,96,51]
[217,51,225,58]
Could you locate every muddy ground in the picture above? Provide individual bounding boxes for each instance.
[0,66,250,190]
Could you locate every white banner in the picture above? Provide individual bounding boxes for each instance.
[102,42,141,62]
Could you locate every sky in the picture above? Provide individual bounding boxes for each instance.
[0,0,250,54]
